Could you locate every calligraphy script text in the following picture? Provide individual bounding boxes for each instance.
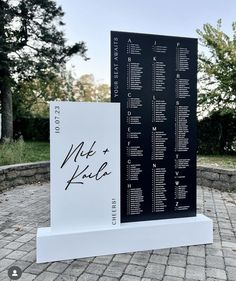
[61,141,111,190]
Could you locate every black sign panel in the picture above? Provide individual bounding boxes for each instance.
[111,31,197,223]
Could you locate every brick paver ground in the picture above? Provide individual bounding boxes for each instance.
[0,183,236,281]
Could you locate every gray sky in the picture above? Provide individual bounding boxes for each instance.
[56,0,236,84]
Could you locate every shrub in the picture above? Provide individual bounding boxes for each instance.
[0,137,25,165]
[14,118,49,141]
[197,112,236,155]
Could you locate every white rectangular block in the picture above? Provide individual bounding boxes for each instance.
[37,214,213,263]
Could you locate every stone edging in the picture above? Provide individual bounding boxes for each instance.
[0,161,50,192]
[197,165,236,192]
[0,161,235,192]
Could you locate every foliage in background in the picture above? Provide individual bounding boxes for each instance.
[76,74,110,102]
[0,0,87,139]
[0,137,25,165]
[13,72,110,119]
[197,111,236,155]
[14,118,49,141]
[13,67,76,118]
[0,139,49,166]
[197,19,236,117]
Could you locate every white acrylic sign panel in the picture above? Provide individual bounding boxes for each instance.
[50,102,120,232]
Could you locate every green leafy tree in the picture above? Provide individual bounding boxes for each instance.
[13,67,76,118]
[76,74,110,102]
[197,20,236,116]
[0,0,87,139]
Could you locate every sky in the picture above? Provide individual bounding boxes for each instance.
[56,0,236,84]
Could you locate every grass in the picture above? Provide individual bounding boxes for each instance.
[197,155,236,169]
[0,138,50,166]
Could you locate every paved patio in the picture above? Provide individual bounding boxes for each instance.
[0,183,236,281]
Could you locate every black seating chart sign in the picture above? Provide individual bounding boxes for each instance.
[111,31,197,223]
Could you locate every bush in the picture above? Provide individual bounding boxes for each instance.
[198,112,236,155]
[14,118,49,141]
[0,138,25,165]
[0,139,50,166]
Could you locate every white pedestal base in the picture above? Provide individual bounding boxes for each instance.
[37,214,213,263]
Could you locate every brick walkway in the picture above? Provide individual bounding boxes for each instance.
[0,183,236,281]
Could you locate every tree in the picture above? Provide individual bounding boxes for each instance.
[76,74,110,102]
[0,0,87,139]
[13,67,76,118]
[197,20,236,116]
[13,72,110,121]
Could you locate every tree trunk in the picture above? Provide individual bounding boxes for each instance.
[0,1,13,140]
[0,76,13,140]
